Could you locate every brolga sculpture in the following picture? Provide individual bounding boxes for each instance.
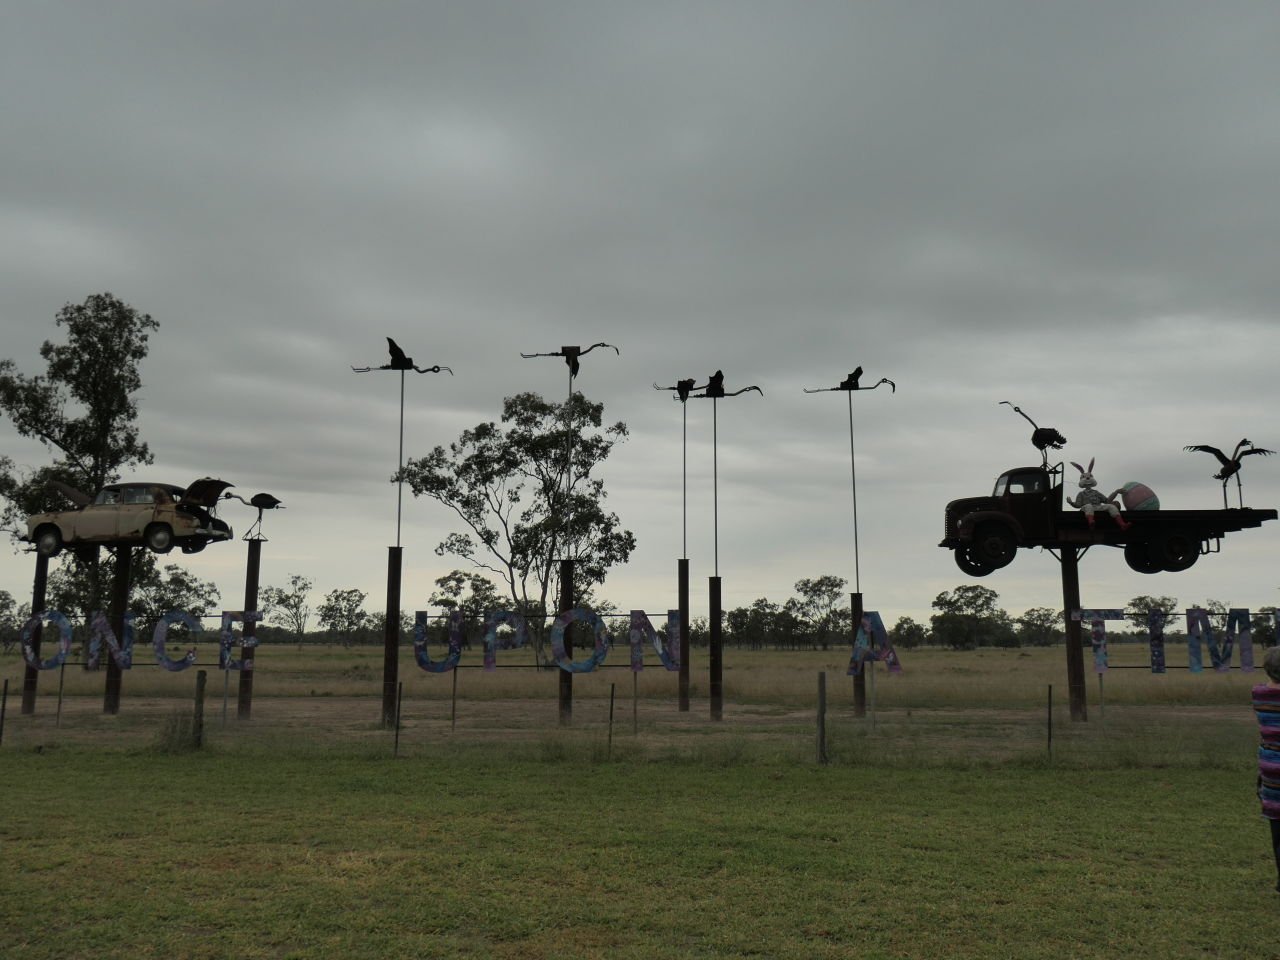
[999,401,1067,467]
[222,491,284,540]
[803,368,895,605]
[654,375,709,713]
[523,342,619,723]
[1184,439,1275,508]
[690,371,762,574]
[520,342,621,548]
[690,369,761,721]
[351,338,453,548]
[353,336,452,728]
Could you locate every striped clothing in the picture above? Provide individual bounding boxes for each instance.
[1253,684,1280,819]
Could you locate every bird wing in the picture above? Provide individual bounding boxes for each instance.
[1184,445,1230,466]
[387,338,407,364]
[1241,447,1275,458]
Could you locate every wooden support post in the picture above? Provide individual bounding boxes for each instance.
[851,592,866,717]
[21,553,48,715]
[104,546,132,715]
[193,669,207,749]
[237,538,262,720]
[559,558,574,725]
[709,576,723,721]
[678,558,690,712]
[382,546,402,728]
[1060,547,1088,722]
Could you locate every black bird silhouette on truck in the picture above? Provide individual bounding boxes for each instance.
[940,463,1276,577]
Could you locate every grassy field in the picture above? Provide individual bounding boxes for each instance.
[1,645,1275,959]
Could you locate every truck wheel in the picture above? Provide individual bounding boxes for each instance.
[1155,528,1199,572]
[972,523,1016,569]
[1124,542,1161,574]
[954,547,995,577]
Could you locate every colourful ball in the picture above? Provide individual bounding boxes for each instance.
[1121,482,1159,511]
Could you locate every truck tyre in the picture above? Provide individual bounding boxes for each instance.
[971,523,1016,569]
[954,546,995,577]
[1155,528,1199,572]
[1124,541,1162,574]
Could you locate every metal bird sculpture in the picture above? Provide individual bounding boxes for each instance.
[521,342,619,378]
[352,337,453,374]
[1000,402,1067,467]
[693,370,763,399]
[1183,439,1275,508]
[223,491,285,540]
[803,367,896,394]
[653,378,706,403]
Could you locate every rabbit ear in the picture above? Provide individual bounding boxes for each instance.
[1088,457,1095,472]
[1070,462,1084,473]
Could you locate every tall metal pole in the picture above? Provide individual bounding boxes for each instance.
[396,369,405,548]
[709,396,722,719]
[560,368,575,724]
[848,391,861,593]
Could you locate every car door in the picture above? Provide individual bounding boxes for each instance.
[115,487,158,540]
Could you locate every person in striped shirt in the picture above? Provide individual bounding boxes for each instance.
[1252,646,1280,891]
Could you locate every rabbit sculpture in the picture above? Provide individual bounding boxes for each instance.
[1067,458,1131,531]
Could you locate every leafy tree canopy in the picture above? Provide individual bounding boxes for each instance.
[401,391,635,656]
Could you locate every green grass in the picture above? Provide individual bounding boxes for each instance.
[0,744,1273,959]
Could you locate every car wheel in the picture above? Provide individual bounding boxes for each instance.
[145,523,174,554]
[35,526,63,558]
[954,546,995,577]
[1155,528,1199,572]
[971,523,1016,569]
[1124,541,1162,574]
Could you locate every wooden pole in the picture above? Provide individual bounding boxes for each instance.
[0,678,8,747]
[104,546,132,715]
[1061,548,1088,721]
[21,552,48,715]
[851,592,866,717]
[709,576,723,721]
[632,671,638,735]
[193,669,207,749]
[237,537,262,720]
[382,546,403,728]
[559,558,574,726]
[55,663,66,727]
[678,558,690,712]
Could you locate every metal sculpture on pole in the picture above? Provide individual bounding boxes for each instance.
[690,370,762,720]
[654,376,708,712]
[353,337,452,727]
[522,342,619,724]
[804,368,895,716]
[1184,439,1274,508]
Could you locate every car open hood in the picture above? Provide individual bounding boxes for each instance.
[47,479,92,508]
[182,478,234,507]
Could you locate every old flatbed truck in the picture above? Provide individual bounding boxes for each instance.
[940,463,1277,577]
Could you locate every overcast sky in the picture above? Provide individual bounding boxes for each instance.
[3,2,1279,635]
